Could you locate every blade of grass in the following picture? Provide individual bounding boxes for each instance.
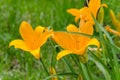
[40,58,49,76]
[79,62,92,80]
[89,50,111,80]
[62,57,75,73]
[94,19,120,80]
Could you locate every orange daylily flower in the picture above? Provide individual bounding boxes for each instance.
[67,7,93,23]
[9,21,52,59]
[52,21,100,60]
[67,0,107,24]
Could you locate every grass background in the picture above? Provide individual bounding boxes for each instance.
[0,0,120,80]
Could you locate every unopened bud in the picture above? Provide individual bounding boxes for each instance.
[50,66,58,80]
[97,7,104,25]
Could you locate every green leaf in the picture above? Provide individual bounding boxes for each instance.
[89,51,111,80]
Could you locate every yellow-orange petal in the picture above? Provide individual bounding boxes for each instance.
[67,8,81,17]
[79,21,93,35]
[87,38,100,48]
[88,0,100,17]
[66,24,78,32]
[9,39,30,51]
[79,19,85,28]
[53,32,76,51]
[81,7,94,23]
[57,50,72,60]
[38,29,53,47]
[75,47,86,55]
[75,16,80,22]
[34,26,46,46]
[34,26,45,35]
[30,48,40,59]
[67,8,82,22]
[19,21,34,42]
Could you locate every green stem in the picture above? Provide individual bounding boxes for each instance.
[40,58,49,76]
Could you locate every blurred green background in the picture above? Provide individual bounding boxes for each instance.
[0,0,120,79]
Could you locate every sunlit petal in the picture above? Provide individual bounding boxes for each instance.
[67,8,83,22]
[79,21,93,35]
[79,19,85,28]
[75,17,80,22]
[88,0,100,17]
[75,47,86,55]
[32,26,46,48]
[30,48,40,59]
[87,38,100,48]
[38,29,53,47]
[19,21,34,42]
[67,8,81,17]
[9,39,30,51]
[35,26,45,35]
[66,24,78,32]
[53,32,76,51]
[82,7,93,21]
[57,50,73,60]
